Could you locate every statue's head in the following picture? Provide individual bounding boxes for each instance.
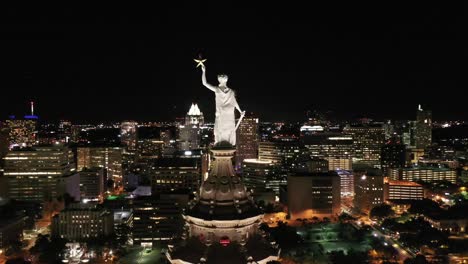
[217,74,228,85]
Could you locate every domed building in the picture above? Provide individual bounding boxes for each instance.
[166,142,280,264]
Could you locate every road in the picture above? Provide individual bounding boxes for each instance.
[342,204,415,263]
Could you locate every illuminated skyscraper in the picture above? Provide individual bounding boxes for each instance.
[178,104,204,151]
[344,124,385,168]
[5,118,37,148]
[414,105,432,149]
[242,158,281,194]
[5,102,39,148]
[120,121,138,151]
[185,103,204,125]
[77,147,123,185]
[236,113,259,169]
[58,120,72,143]
[301,132,353,170]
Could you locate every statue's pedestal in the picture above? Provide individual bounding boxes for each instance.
[210,141,236,178]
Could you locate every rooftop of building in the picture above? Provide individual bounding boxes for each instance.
[153,158,198,168]
[290,171,339,177]
[400,166,454,171]
[243,158,273,165]
[386,180,423,187]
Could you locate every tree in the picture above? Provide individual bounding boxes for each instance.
[29,234,67,264]
[370,204,394,219]
[328,249,368,264]
[338,212,355,222]
[408,199,441,215]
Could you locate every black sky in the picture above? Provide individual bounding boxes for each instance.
[1,4,466,122]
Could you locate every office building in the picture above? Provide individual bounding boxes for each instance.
[287,171,341,220]
[52,204,114,241]
[5,118,37,148]
[381,140,406,175]
[121,121,138,151]
[136,139,164,161]
[354,169,384,213]
[384,179,424,201]
[177,125,200,151]
[149,158,200,193]
[236,113,259,169]
[242,158,281,194]
[79,167,104,202]
[388,167,457,184]
[414,105,432,149]
[301,133,354,170]
[344,125,385,168]
[336,170,354,197]
[77,146,123,184]
[132,194,186,247]
[3,145,77,203]
[258,139,309,172]
[113,209,133,245]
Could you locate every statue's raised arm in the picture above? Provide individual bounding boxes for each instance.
[201,65,217,92]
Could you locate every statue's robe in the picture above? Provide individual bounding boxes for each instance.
[214,87,238,146]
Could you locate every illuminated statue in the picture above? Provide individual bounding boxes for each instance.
[199,63,245,146]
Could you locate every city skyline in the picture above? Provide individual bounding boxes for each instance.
[1,5,466,122]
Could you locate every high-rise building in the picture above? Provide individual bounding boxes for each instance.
[258,138,308,171]
[381,140,406,175]
[336,169,354,197]
[353,169,384,213]
[388,167,457,184]
[178,104,204,151]
[3,145,77,203]
[302,133,353,160]
[177,125,200,151]
[52,203,114,240]
[58,120,72,143]
[149,158,200,193]
[4,103,38,148]
[344,125,385,168]
[79,167,105,202]
[302,157,329,173]
[5,118,37,148]
[384,179,424,201]
[77,147,123,184]
[414,105,432,149]
[136,139,164,161]
[132,194,187,247]
[236,113,259,169]
[121,121,138,151]
[287,171,341,220]
[242,159,281,194]
[185,103,204,126]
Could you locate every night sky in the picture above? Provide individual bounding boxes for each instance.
[1,4,466,122]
